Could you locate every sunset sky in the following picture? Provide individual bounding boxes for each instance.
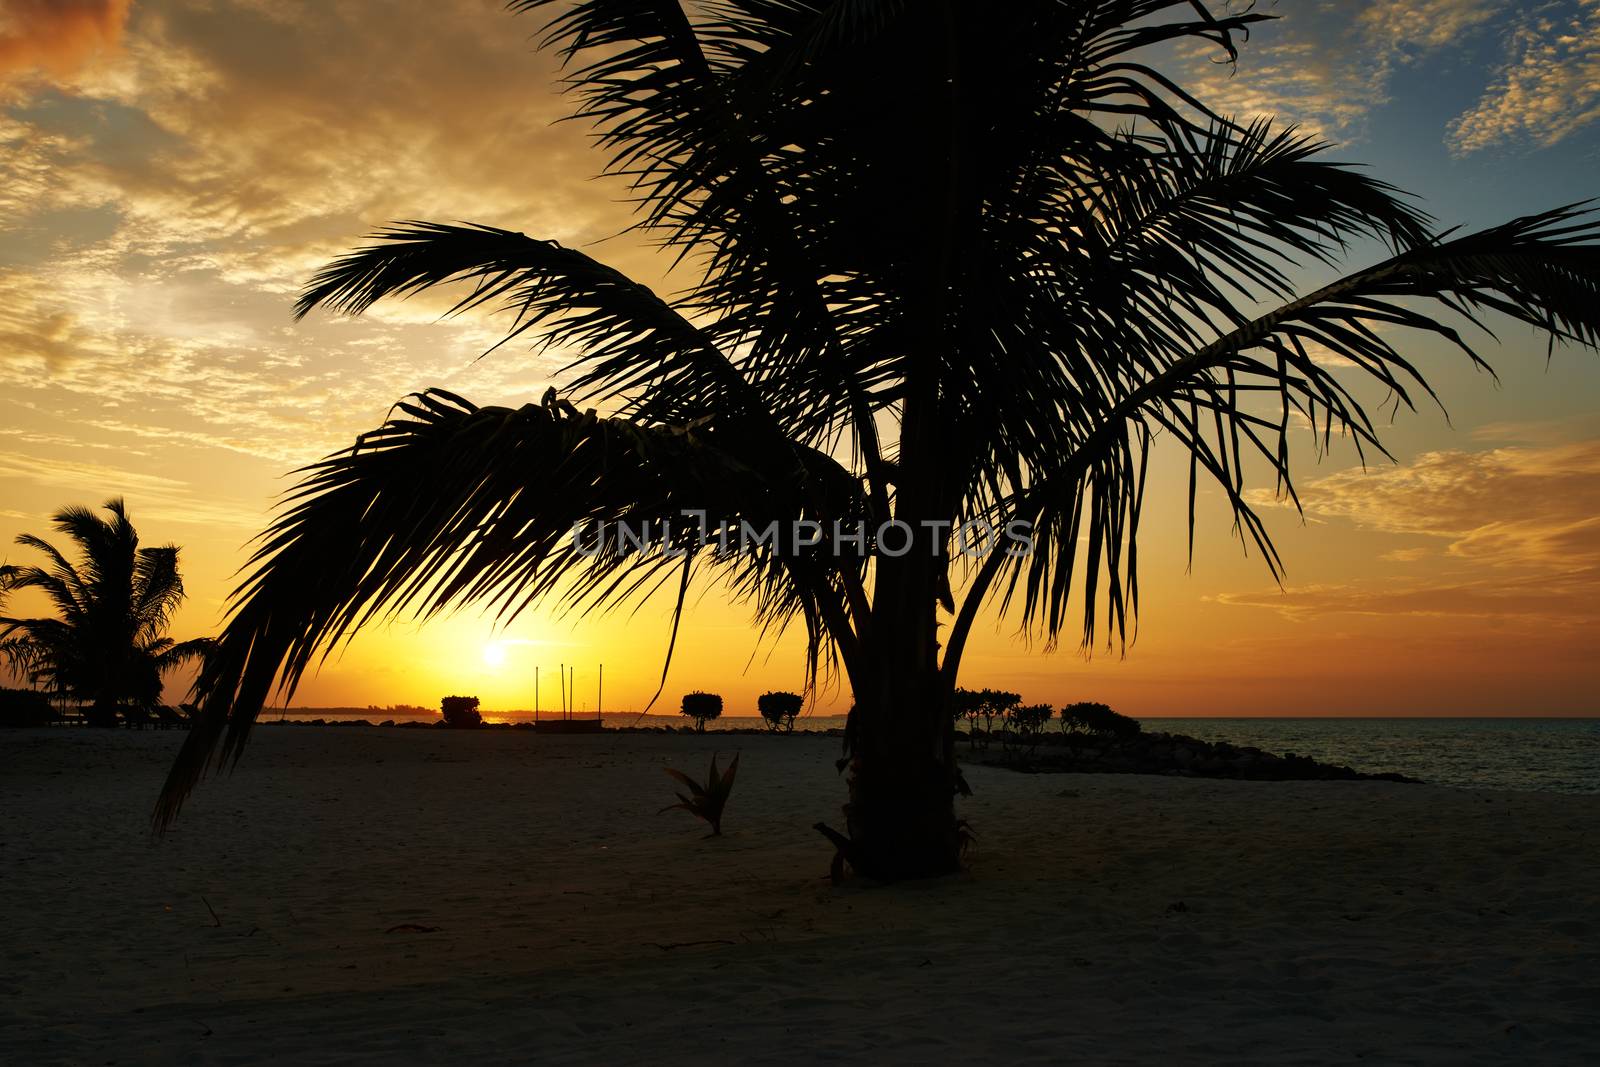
[1,0,1597,717]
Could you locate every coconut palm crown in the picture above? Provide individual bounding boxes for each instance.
[1,500,212,726]
[157,1,1600,875]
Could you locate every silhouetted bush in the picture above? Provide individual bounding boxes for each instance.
[952,687,983,732]
[1060,701,1140,738]
[680,691,723,732]
[757,690,803,732]
[954,687,1020,748]
[1010,702,1054,735]
[440,695,482,728]
[0,687,55,727]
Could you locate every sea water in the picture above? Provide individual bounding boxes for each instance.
[1141,717,1600,795]
[661,714,1600,793]
[289,710,1600,794]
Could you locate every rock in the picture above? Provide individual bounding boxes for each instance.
[967,727,1423,784]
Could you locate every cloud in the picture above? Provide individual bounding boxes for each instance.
[0,0,131,83]
[1209,569,1600,625]
[1257,439,1600,569]
[0,448,263,529]
[0,0,643,307]
[1354,0,1499,53]
[0,1,630,477]
[1181,0,1498,142]
[0,245,571,468]
[1447,0,1600,154]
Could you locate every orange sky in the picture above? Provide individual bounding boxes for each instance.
[1,1,1598,717]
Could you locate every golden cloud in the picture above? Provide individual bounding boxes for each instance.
[0,447,262,530]
[1209,569,1600,626]
[1257,439,1600,569]
[0,1,640,477]
[1355,0,1498,54]
[1181,0,1499,142]
[1448,0,1600,153]
[0,0,131,83]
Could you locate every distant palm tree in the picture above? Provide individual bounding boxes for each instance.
[1,500,212,727]
[159,2,1600,875]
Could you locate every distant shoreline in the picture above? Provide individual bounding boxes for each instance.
[266,710,1600,721]
[240,714,1600,794]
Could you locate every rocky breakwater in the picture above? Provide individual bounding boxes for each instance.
[970,730,1422,783]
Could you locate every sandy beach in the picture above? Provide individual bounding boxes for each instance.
[2,726,1597,1065]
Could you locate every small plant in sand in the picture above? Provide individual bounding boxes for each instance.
[757,690,803,733]
[679,690,722,732]
[440,694,482,728]
[660,752,740,836]
[1060,701,1140,738]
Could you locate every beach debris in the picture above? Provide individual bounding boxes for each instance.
[660,752,739,835]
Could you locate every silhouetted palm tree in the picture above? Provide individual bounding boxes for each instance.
[159,2,1600,875]
[1,500,212,727]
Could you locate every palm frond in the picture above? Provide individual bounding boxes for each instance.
[11,535,90,614]
[973,203,1600,655]
[132,546,185,640]
[156,390,862,826]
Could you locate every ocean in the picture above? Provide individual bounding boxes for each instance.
[288,710,1600,794]
[1143,717,1600,795]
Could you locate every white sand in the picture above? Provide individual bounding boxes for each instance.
[2,726,1596,1064]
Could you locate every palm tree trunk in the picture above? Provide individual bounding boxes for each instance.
[839,553,962,879]
[844,685,961,878]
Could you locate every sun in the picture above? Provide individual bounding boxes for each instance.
[482,642,508,669]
